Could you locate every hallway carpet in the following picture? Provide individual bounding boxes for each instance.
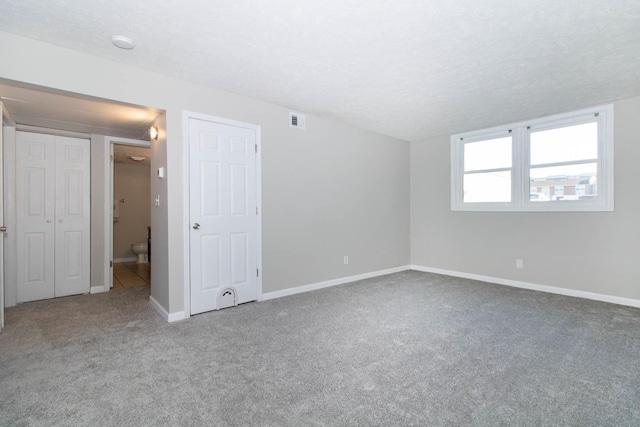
[1,271,640,426]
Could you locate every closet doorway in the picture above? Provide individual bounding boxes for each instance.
[15,131,90,302]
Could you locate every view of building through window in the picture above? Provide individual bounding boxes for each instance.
[529,122,598,202]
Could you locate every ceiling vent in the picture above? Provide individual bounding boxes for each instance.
[290,112,306,129]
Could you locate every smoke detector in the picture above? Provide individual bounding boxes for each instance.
[112,35,135,50]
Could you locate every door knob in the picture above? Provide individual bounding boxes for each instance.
[192,223,200,229]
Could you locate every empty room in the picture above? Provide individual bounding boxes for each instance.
[1,1,640,425]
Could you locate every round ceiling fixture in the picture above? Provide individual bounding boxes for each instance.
[130,156,146,162]
[112,35,134,50]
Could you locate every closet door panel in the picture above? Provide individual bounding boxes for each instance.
[54,136,90,297]
[16,132,55,302]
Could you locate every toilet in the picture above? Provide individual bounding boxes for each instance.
[131,242,148,264]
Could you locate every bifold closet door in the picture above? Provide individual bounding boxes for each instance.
[16,132,56,302]
[54,136,90,297]
[16,132,90,303]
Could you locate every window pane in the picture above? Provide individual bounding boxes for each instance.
[530,122,597,165]
[530,163,597,201]
[464,136,512,171]
[464,171,511,203]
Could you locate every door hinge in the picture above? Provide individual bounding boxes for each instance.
[255,144,257,154]
[110,155,113,162]
[256,206,258,215]
[256,268,259,277]
[110,260,113,268]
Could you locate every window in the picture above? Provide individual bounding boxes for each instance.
[451,105,613,212]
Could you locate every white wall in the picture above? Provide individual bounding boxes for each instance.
[411,96,640,301]
[0,32,410,316]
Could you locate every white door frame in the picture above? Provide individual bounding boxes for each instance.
[103,136,150,290]
[1,123,16,309]
[182,111,262,318]
[0,102,11,329]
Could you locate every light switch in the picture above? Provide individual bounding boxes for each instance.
[157,167,164,179]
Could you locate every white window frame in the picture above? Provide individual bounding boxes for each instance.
[451,104,614,212]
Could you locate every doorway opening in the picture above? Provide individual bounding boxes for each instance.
[111,143,151,290]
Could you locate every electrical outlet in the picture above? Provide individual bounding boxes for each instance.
[344,256,349,265]
[516,259,524,269]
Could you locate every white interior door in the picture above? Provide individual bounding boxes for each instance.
[189,117,258,315]
[54,136,90,297]
[16,132,90,302]
[16,132,56,302]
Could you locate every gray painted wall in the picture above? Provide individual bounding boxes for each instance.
[411,95,640,301]
[0,32,410,315]
[150,113,169,310]
[113,162,151,260]
[89,134,107,291]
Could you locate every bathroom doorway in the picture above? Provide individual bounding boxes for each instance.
[111,142,151,289]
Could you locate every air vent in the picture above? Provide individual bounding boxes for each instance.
[290,112,306,129]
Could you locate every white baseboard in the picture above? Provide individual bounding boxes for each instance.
[149,295,187,322]
[114,257,136,263]
[262,265,411,301]
[90,285,107,294]
[410,265,640,309]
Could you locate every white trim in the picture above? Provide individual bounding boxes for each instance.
[149,295,186,322]
[16,124,90,139]
[2,103,17,126]
[182,113,190,317]
[105,135,151,147]
[104,139,112,289]
[262,265,411,301]
[182,111,263,317]
[410,265,640,309]
[255,124,263,302]
[2,124,17,308]
[90,285,107,294]
[113,257,137,263]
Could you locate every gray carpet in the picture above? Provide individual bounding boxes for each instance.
[1,271,640,426]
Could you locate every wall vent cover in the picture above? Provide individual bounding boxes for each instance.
[290,112,306,129]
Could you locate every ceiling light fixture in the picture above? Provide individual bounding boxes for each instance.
[112,35,134,50]
[149,126,159,141]
[130,156,146,162]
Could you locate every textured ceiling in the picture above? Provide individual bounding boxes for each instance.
[0,81,161,139]
[1,0,639,141]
